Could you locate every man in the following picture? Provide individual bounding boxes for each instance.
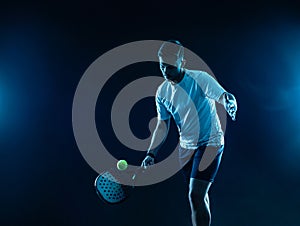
[141,40,237,226]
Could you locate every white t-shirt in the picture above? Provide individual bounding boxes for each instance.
[156,69,226,149]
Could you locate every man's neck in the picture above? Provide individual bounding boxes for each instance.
[171,68,185,85]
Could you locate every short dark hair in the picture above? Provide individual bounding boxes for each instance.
[158,40,184,59]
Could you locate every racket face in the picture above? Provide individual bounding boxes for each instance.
[94,171,128,204]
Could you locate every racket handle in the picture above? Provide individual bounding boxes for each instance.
[131,167,145,187]
[132,174,136,180]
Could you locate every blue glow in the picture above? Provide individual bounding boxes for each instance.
[269,21,300,171]
[0,21,50,143]
[0,69,31,139]
[238,17,300,172]
[0,77,8,128]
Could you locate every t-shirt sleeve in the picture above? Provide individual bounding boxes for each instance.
[155,90,171,120]
[198,71,226,101]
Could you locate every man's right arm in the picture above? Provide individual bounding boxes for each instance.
[141,118,170,167]
[147,118,170,157]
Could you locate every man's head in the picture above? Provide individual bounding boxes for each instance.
[158,40,186,83]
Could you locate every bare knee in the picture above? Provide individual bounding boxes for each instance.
[188,178,211,207]
[189,188,206,208]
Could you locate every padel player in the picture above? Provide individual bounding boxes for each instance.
[141,40,237,226]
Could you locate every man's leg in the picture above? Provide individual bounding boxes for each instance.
[189,178,212,226]
[181,145,223,226]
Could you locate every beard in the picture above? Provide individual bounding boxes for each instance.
[164,69,183,83]
[164,70,179,79]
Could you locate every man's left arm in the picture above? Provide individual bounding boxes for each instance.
[199,72,237,121]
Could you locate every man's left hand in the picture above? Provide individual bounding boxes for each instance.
[225,93,237,121]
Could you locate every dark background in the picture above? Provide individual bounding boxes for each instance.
[1,0,300,225]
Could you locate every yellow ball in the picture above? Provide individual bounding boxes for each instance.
[117,160,128,171]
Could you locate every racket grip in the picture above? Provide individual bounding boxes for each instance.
[132,174,136,180]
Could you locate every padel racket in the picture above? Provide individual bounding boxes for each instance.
[94,167,143,204]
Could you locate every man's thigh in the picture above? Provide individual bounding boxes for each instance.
[181,145,224,183]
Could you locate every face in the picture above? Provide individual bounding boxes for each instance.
[159,56,183,82]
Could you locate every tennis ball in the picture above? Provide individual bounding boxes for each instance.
[117,160,128,171]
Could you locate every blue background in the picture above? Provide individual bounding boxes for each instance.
[1,0,300,225]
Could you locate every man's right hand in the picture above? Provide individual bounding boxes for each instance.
[141,155,155,168]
